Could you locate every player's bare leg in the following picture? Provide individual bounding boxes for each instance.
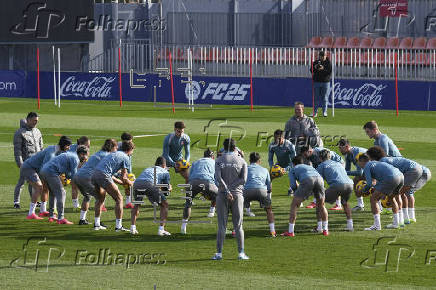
[105,183,126,231]
[365,190,383,230]
[26,180,44,219]
[316,197,328,235]
[94,187,107,230]
[71,182,80,209]
[282,196,304,236]
[265,206,276,236]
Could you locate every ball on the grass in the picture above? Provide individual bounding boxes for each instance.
[177,159,191,169]
[270,164,285,178]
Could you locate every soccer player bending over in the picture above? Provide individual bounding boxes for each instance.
[40,145,89,224]
[282,156,328,237]
[244,152,276,237]
[23,136,72,219]
[163,121,191,183]
[316,150,354,232]
[406,166,431,223]
[69,136,91,210]
[181,149,218,234]
[117,132,134,209]
[73,139,118,226]
[337,138,367,212]
[300,145,344,211]
[91,141,134,231]
[357,153,404,230]
[213,138,248,260]
[366,146,423,227]
[130,156,172,236]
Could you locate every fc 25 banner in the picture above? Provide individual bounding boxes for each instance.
[2,70,435,111]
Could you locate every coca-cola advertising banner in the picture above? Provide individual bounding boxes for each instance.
[379,0,408,17]
[1,70,435,111]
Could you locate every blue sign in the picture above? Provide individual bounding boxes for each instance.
[1,70,435,111]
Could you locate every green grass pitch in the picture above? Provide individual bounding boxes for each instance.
[0,98,435,289]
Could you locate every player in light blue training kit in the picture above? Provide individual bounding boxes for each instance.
[268,129,296,171]
[300,145,344,210]
[357,153,404,231]
[244,152,276,237]
[117,132,134,208]
[40,146,89,225]
[68,136,90,210]
[338,138,367,211]
[407,166,431,223]
[92,141,134,232]
[367,146,423,226]
[130,156,172,236]
[73,139,118,226]
[363,121,401,157]
[317,150,354,232]
[22,136,72,220]
[181,149,218,234]
[282,156,328,237]
[162,121,191,183]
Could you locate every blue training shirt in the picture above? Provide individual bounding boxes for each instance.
[23,145,59,171]
[95,151,131,177]
[76,150,110,178]
[362,161,402,192]
[136,166,170,184]
[309,147,344,168]
[162,133,190,167]
[189,158,215,184]
[374,134,402,157]
[317,160,353,186]
[244,163,271,191]
[41,151,80,179]
[344,146,367,176]
[380,157,417,173]
[268,139,296,168]
[288,164,321,191]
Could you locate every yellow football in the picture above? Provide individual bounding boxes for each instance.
[177,159,191,169]
[270,164,286,178]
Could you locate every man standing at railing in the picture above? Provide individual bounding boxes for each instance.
[310,51,332,117]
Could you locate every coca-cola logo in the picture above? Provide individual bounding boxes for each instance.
[328,82,387,107]
[60,76,116,98]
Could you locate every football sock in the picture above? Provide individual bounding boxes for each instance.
[72,199,79,207]
[95,216,101,226]
[393,213,399,226]
[347,219,354,229]
[374,214,381,228]
[378,201,382,210]
[40,201,47,212]
[336,198,341,207]
[158,225,164,231]
[288,223,294,233]
[322,221,328,231]
[245,208,251,214]
[312,198,317,204]
[409,208,415,220]
[357,197,364,207]
[269,223,275,233]
[402,208,410,220]
[209,206,215,213]
[80,210,87,220]
[116,219,122,229]
[317,221,322,231]
[181,219,188,231]
[398,210,404,224]
[29,202,36,216]
[130,224,136,231]
[126,196,131,204]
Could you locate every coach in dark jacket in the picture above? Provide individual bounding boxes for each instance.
[13,112,43,208]
[310,51,332,117]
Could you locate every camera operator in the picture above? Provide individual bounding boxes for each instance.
[310,51,332,117]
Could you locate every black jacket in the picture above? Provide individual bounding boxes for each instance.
[310,58,332,83]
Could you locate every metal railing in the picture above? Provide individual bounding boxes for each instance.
[86,42,436,81]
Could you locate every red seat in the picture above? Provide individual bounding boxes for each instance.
[333,37,347,48]
[319,37,334,48]
[346,37,360,48]
[399,37,413,49]
[307,36,322,48]
[360,37,374,49]
[372,37,387,49]
[386,37,400,49]
[426,38,436,49]
[413,37,427,49]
